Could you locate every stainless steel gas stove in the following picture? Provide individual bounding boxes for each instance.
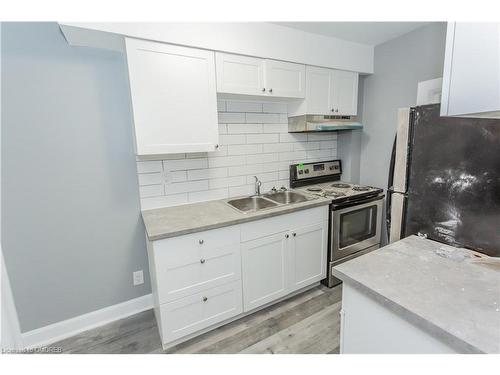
[290,160,385,287]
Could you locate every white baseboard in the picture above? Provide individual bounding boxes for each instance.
[21,293,153,349]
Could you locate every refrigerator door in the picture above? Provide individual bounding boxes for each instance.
[403,104,500,257]
[388,108,411,243]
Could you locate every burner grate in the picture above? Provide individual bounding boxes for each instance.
[306,187,323,192]
[352,186,370,191]
[325,191,346,198]
[331,183,351,189]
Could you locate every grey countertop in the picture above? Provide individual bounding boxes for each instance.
[142,194,331,241]
[332,235,500,354]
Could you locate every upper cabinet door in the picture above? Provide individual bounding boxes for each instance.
[305,66,332,115]
[216,53,265,96]
[331,70,359,116]
[441,22,500,118]
[264,60,306,98]
[126,38,219,155]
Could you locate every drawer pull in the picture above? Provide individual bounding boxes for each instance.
[200,258,206,264]
[199,239,204,245]
[203,296,208,302]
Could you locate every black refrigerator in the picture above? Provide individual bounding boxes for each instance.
[387,103,500,257]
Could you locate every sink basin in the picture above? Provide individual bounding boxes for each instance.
[263,191,309,205]
[226,196,278,213]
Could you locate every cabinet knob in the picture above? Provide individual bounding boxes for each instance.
[200,259,206,264]
[203,296,208,302]
[215,144,219,149]
[335,109,339,113]
[199,239,204,245]
[293,233,296,237]
[262,88,266,92]
[331,108,335,112]
[285,234,289,239]
[269,88,273,93]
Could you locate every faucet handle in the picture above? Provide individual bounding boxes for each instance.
[271,186,278,193]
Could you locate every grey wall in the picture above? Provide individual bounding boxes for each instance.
[359,23,447,188]
[358,23,447,243]
[1,22,151,332]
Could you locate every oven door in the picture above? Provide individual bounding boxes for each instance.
[331,196,383,261]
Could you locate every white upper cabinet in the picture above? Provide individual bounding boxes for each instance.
[216,53,265,96]
[305,66,332,114]
[125,38,219,155]
[215,52,305,98]
[441,22,500,118]
[290,66,358,116]
[331,69,359,116]
[263,59,306,98]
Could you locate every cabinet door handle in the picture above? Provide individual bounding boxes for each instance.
[199,239,204,245]
[293,233,296,237]
[203,296,208,302]
[262,88,266,92]
[285,234,289,239]
[200,259,206,264]
[269,88,273,93]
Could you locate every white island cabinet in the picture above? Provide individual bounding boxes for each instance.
[441,22,500,118]
[146,205,328,349]
[125,38,219,156]
[333,236,499,354]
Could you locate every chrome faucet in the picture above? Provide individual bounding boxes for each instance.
[253,176,262,196]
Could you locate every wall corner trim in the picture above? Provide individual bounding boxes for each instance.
[21,293,153,349]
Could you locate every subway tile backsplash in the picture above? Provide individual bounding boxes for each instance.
[136,99,337,210]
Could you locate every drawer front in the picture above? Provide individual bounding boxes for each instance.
[154,242,241,303]
[240,205,328,242]
[160,281,243,343]
[154,225,240,259]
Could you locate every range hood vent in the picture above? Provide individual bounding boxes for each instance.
[288,114,363,133]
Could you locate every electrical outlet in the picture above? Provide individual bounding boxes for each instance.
[133,270,144,286]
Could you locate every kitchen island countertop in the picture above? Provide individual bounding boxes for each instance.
[333,235,500,354]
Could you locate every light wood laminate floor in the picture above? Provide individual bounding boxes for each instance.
[53,284,342,354]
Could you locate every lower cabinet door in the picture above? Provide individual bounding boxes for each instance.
[290,221,328,291]
[241,232,289,312]
[160,281,242,343]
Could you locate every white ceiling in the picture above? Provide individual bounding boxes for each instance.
[274,22,431,46]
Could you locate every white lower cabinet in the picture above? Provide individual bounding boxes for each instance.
[147,205,329,348]
[290,222,328,291]
[241,219,328,312]
[160,281,243,343]
[241,232,289,311]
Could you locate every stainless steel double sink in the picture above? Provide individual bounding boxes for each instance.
[226,191,313,213]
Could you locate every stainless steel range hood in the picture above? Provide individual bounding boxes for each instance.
[288,114,363,133]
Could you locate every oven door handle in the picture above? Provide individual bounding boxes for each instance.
[331,194,385,210]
